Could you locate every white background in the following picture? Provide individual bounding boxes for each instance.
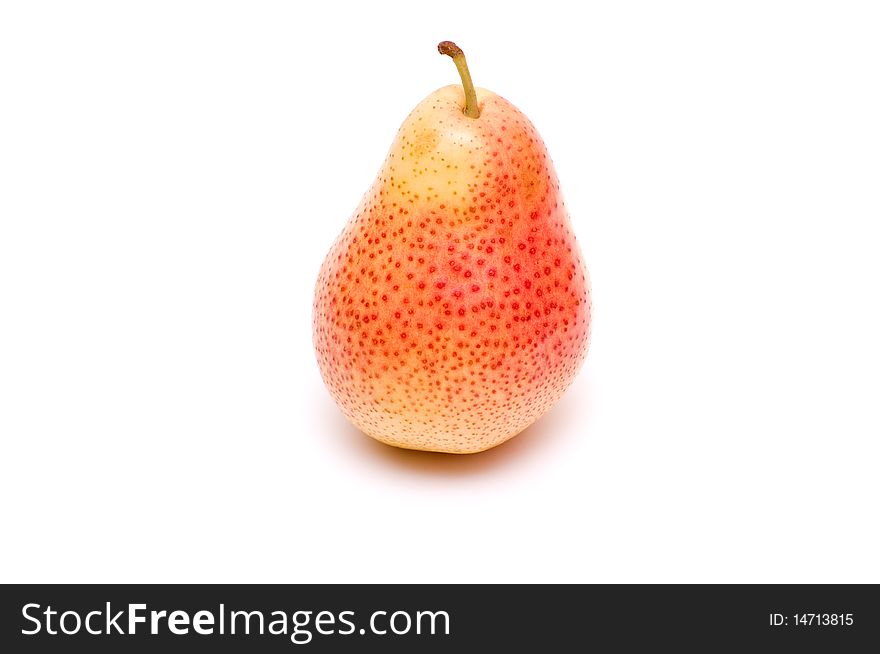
[1,1,878,583]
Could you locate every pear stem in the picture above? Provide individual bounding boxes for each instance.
[438,41,480,119]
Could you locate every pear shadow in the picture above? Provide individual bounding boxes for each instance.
[319,380,592,478]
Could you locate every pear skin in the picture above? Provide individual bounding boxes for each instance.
[314,44,591,454]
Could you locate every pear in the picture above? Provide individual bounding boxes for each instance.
[314,41,591,454]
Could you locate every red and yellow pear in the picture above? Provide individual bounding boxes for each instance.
[313,42,591,454]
